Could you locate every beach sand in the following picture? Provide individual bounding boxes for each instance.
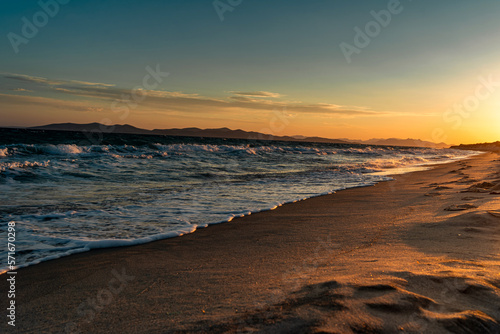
[1,152,500,333]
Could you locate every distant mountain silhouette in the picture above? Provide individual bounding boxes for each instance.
[352,138,449,149]
[31,122,152,134]
[29,123,454,148]
[30,123,351,144]
[450,141,500,152]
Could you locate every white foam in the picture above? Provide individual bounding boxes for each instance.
[0,160,50,172]
[42,144,85,155]
[0,141,479,275]
[0,225,198,274]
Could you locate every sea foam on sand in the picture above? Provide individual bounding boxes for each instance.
[2,153,499,333]
[181,154,500,333]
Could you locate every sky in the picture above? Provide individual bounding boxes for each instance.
[1,0,499,145]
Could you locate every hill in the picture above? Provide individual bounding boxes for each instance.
[30,123,351,144]
[29,123,455,148]
[353,138,449,149]
[450,142,500,152]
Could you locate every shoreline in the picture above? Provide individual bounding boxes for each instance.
[0,153,478,276]
[2,152,500,333]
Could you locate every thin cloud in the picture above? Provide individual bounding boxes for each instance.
[10,88,33,92]
[230,91,283,98]
[0,93,105,113]
[3,73,115,88]
[229,95,276,103]
[133,89,200,99]
[3,73,64,86]
[2,73,391,118]
[69,80,115,87]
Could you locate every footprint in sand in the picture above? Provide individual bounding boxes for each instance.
[444,204,478,211]
[456,177,479,185]
[488,182,500,194]
[365,294,436,314]
[355,284,397,296]
[225,274,500,334]
[435,186,453,190]
[461,182,498,193]
[487,210,500,218]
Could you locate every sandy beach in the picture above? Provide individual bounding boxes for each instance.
[2,152,500,333]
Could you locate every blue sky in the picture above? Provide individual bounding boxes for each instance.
[1,0,500,143]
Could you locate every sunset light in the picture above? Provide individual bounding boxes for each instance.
[1,1,499,145]
[1,1,499,333]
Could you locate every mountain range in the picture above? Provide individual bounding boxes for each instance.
[351,138,449,149]
[29,123,449,148]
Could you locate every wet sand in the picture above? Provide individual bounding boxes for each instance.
[1,152,500,333]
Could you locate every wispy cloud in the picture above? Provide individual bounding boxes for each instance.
[0,93,106,113]
[10,88,33,92]
[3,73,115,87]
[1,73,391,118]
[229,95,275,103]
[230,91,282,98]
[68,80,115,87]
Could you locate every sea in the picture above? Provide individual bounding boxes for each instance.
[0,128,478,273]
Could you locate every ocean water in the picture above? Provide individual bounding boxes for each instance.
[0,128,478,273]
